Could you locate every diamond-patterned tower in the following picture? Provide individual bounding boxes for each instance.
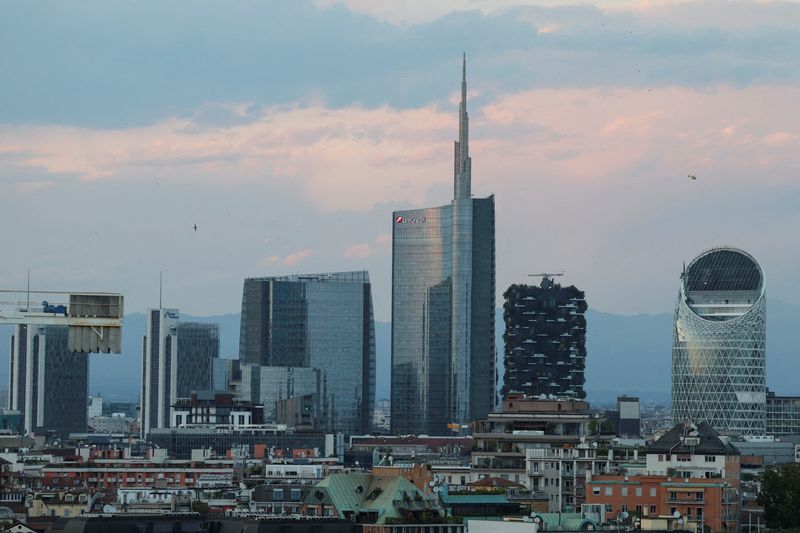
[672,246,766,435]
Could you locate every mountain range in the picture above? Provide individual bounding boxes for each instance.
[0,300,797,407]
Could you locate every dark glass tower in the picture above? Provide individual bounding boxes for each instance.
[176,322,219,397]
[9,325,88,436]
[502,278,587,399]
[391,56,496,435]
[238,271,376,434]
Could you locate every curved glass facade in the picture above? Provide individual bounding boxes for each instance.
[672,247,766,434]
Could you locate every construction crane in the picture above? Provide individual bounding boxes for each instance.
[0,288,124,353]
[528,271,565,289]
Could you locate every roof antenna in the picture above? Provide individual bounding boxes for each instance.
[159,271,163,309]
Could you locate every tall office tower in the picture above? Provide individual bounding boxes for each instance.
[391,56,496,435]
[141,308,179,437]
[8,325,88,436]
[501,278,587,400]
[175,322,219,397]
[141,309,221,437]
[238,271,376,434]
[672,247,767,435]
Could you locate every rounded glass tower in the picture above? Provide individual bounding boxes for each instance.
[672,246,766,435]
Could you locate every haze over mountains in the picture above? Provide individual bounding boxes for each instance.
[1,300,797,407]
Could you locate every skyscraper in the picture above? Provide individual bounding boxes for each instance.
[391,56,496,435]
[238,271,376,434]
[672,246,767,435]
[502,277,587,399]
[141,309,220,437]
[8,325,88,436]
[175,322,219,398]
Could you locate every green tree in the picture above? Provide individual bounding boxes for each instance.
[758,463,800,528]
[191,500,210,514]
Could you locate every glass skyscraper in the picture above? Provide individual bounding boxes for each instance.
[391,56,496,435]
[238,271,376,434]
[672,246,767,435]
[8,325,88,436]
[141,309,220,437]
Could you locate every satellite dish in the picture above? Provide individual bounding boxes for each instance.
[621,511,629,520]
[102,505,117,513]
[673,511,681,518]
[428,481,436,487]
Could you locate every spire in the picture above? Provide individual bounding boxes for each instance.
[454,52,471,200]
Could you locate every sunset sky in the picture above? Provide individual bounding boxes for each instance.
[1,0,798,321]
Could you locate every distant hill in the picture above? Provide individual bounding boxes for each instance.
[0,300,797,405]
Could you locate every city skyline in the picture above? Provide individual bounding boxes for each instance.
[1,1,798,324]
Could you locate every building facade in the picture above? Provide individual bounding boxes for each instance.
[175,322,219,398]
[765,390,800,436]
[672,247,767,435]
[141,309,221,437]
[502,278,587,399]
[391,56,495,435]
[238,271,376,434]
[8,325,88,435]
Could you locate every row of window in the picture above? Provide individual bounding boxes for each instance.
[655,454,718,462]
[592,486,657,497]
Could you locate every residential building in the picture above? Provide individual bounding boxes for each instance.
[391,56,495,435]
[502,277,587,399]
[471,396,591,497]
[672,246,767,435]
[171,390,263,428]
[8,325,88,436]
[305,472,462,532]
[238,271,376,434]
[585,475,739,533]
[585,420,741,533]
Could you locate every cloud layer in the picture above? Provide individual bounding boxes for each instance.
[2,0,799,320]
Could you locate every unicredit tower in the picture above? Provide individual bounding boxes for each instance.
[390,55,496,435]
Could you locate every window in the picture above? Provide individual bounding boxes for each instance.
[635,505,642,515]
[650,488,657,497]
[658,454,664,461]
[593,487,600,495]
[650,505,657,514]
[273,489,284,501]
[705,456,716,463]
[621,487,628,496]
[621,504,628,512]
[605,487,613,496]
[635,487,642,496]
[290,489,301,501]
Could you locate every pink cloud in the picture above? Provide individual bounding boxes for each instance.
[283,248,313,267]
[344,243,372,259]
[2,85,798,215]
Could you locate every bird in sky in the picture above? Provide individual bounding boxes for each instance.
[193,224,198,231]
[688,175,697,180]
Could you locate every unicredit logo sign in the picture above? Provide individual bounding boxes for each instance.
[395,215,426,224]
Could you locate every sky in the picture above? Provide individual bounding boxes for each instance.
[1,0,799,322]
